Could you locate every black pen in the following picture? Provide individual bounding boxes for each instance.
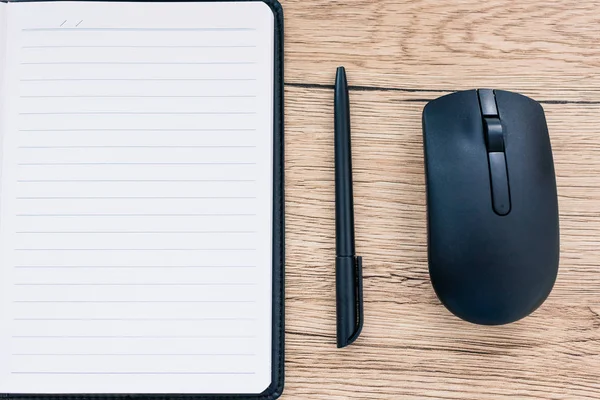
[334,66,363,348]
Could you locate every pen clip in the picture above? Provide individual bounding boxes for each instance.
[346,256,363,345]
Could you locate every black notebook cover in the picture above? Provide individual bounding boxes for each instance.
[0,0,284,399]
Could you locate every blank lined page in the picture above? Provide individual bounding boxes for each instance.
[0,1,274,394]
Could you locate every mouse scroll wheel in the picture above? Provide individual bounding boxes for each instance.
[484,118,505,152]
[477,89,511,216]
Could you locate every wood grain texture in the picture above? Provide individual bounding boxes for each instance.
[280,0,600,398]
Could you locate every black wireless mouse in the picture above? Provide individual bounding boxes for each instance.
[422,89,559,325]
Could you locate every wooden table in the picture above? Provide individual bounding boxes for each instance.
[280,0,600,398]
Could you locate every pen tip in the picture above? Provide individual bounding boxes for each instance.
[335,67,347,87]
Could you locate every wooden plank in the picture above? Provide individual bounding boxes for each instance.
[282,0,600,101]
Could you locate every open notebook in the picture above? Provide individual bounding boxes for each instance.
[0,0,284,398]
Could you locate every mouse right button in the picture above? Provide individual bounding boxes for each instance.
[488,152,511,216]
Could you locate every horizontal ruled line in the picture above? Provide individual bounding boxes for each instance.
[16,230,256,233]
[13,318,255,322]
[15,248,257,251]
[20,78,256,82]
[16,196,256,199]
[11,372,255,375]
[18,179,255,183]
[13,300,255,303]
[14,265,255,269]
[21,62,256,65]
[18,145,256,150]
[16,214,256,217]
[12,353,254,356]
[22,45,257,48]
[23,27,257,32]
[18,145,256,149]
[21,95,257,98]
[14,283,256,286]
[19,128,256,132]
[12,335,255,339]
[19,111,256,115]
[18,162,256,165]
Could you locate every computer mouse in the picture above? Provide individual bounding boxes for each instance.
[422,89,559,325]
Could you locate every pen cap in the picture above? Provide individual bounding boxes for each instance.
[336,256,363,348]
